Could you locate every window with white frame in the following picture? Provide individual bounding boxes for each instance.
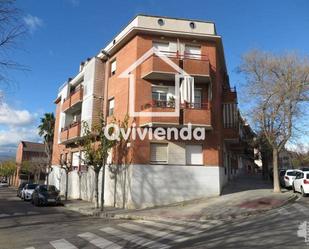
[185,45,201,59]
[72,151,80,169]
[108,98,115,116]
[186,145,203,165]
[150,143,168,164]
[152,87,168,107]
[111,59,117,76]
[194,89,202,108]
[153,41,170,53]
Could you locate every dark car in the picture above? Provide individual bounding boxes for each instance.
[31,185,61,206]
[279,169,287,187]
[17,182,28,197]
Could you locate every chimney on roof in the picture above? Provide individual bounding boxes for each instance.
[79,61,85,72]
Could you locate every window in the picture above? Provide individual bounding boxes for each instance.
[185,45,201,59]
[150,143,168,164]
[111,60,116,76]
[194,89,202,108]
[72,152,80,168]
[153,42,169,53]
[152,87,168,107]
[108,98,115,116]
[186,145,203,165]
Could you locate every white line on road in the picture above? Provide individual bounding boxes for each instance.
[277,207,290,215]
[0,214,10,217]
[78,232,122,249]
[293,203,308,214]
[100,226,170,249]
[50,239,78,249]
[134,220,204,234]
[118,222,186,242]
[24,247,36,249]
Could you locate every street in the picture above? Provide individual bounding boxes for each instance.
[1,187,309,249]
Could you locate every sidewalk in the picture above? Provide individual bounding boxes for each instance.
[63,175,298,221]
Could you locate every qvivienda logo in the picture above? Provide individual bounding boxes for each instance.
[104,122,205,141]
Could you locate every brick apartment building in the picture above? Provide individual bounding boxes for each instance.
[14,141,48,186]
[50,15,255,208]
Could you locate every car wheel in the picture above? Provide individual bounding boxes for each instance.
[301,187,306,197]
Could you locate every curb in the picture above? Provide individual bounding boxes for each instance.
[110,194,299,222]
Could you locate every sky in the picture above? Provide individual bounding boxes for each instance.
[0,0,309,156]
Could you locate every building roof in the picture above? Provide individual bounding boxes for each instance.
[21,141,45,153]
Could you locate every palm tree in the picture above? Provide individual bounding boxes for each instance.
[38,113,55,185]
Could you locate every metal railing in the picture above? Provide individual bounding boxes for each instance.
[153,50,209,61]
[61,120,81,132]
[142,100,210,110]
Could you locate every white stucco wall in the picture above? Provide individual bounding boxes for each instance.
[49,164,225,209]
[128,164,222,209]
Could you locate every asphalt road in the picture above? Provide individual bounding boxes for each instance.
[1,187,309,249]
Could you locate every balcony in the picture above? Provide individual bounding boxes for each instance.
[182,52,210,82]
[139,100,212,128]
[223,123,239,142]
[141,52,179,81]
[62,87,83,112]
[183,102,211,128]
[223,87,237,103]
[60,121,81,143]
[140,52,210,82]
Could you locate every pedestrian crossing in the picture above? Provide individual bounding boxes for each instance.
[23,219,220,249]
[277,202,309,216]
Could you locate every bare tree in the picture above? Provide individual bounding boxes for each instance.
[0,0,27,87]
[59,155,73,201]
[238,50,309,192]
[81,118,115,209]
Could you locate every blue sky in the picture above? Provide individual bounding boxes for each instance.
[0,0,309,155]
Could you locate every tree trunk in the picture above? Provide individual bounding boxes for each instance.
[65,171,69,201]
[94,170,99,208]
[101,164,106,211]
[273,148,281,193]
[113,172,117,207]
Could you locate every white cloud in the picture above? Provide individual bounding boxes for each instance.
[0,103,36,126]
[23,14,43,33]
[0,127,40,148]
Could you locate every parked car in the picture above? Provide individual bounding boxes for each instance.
[279,169,287,187]
[292,170,309,196]
[0,180,9,188]
[21,184,38,200]
[17,182,28,197]
[31,185,61,206]
[284,169,302,188]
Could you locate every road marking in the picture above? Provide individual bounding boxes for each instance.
[118,223,186,242]
[24,247,35,249]
[13,212,24,216]
[293,203,308,214]
[164,219,222,228]
[0,214,10,217]
[277,207,290,215]
[27,211,40,215]
[78,232,122,249]
[100,226,170,249]
[134,220,203,234]
[50,239,78,249]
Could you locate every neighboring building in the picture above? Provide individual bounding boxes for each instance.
[50,15,255,208]
[279,149,293,169]
[13,141,47,186]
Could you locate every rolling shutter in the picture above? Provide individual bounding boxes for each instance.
[186,145,203,165]
[150,143,168,164]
